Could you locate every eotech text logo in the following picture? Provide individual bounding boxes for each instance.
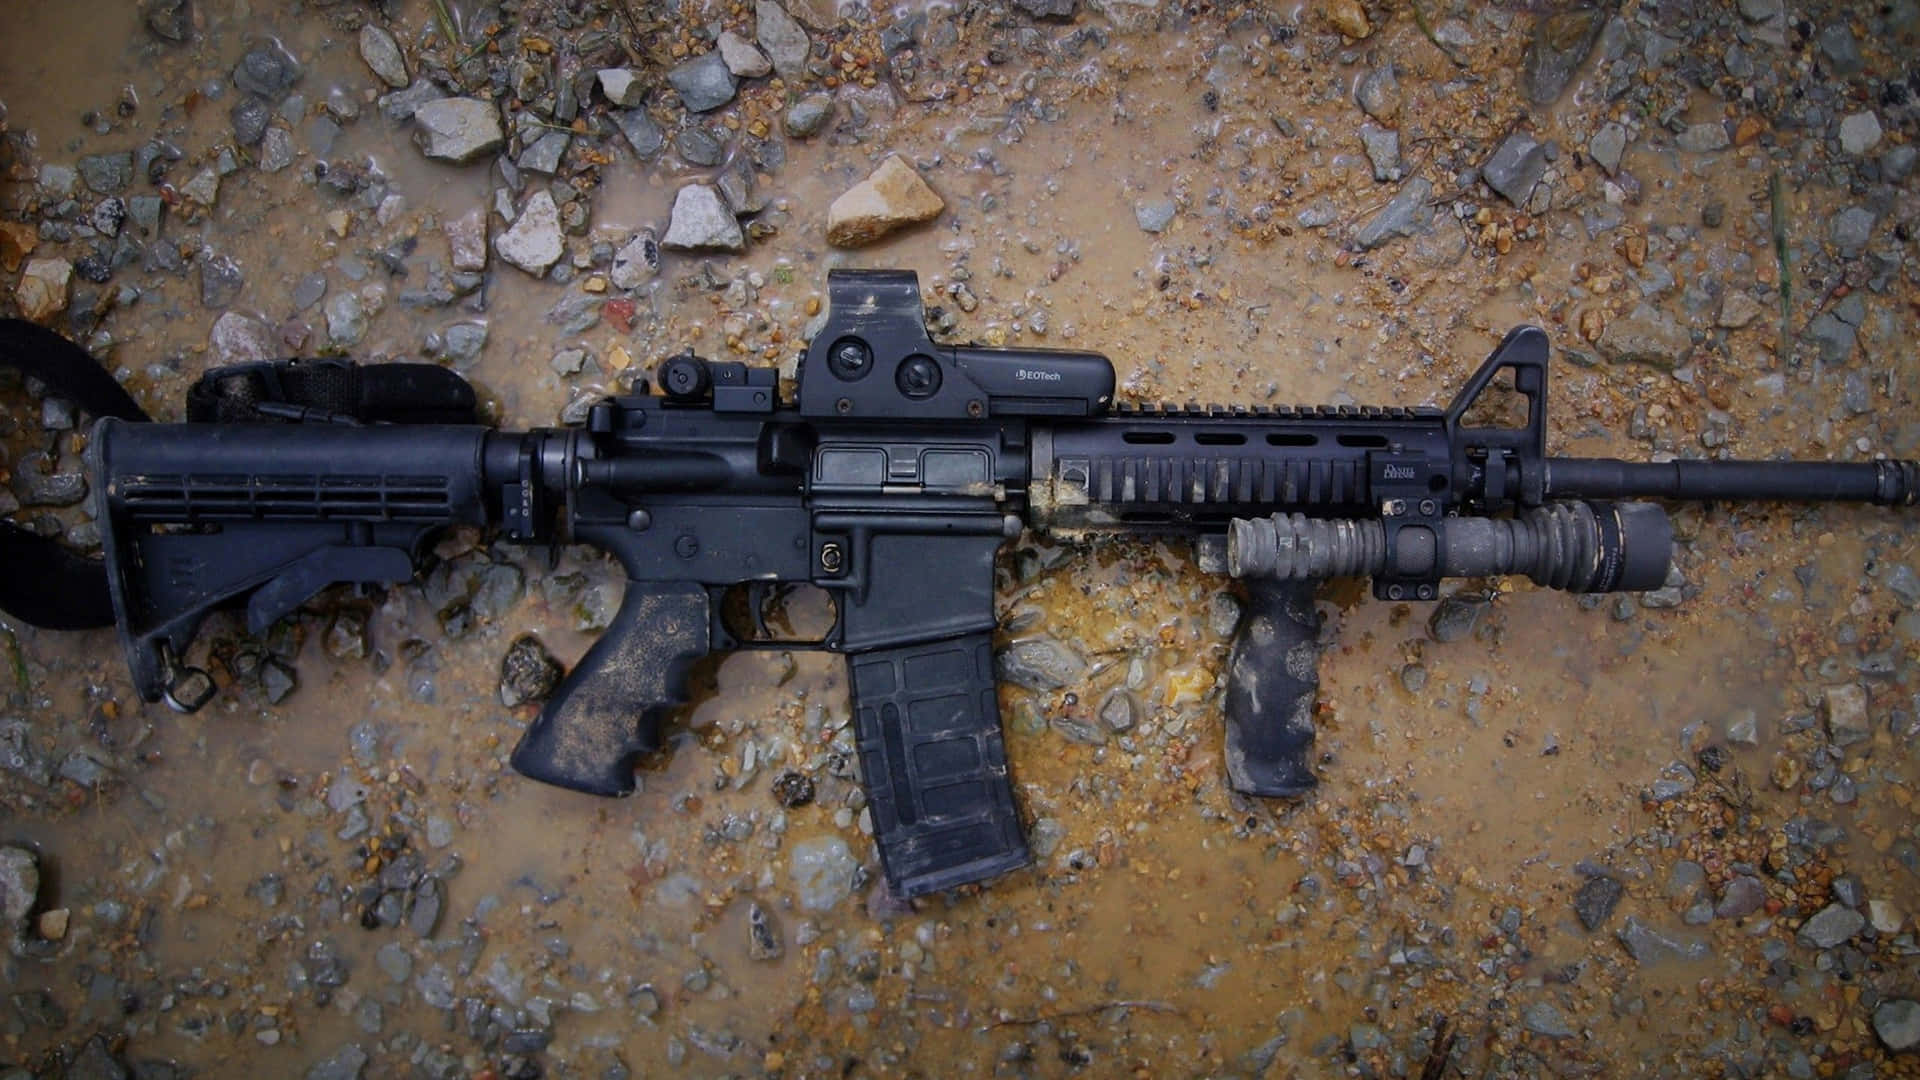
[1014,369,1061,382]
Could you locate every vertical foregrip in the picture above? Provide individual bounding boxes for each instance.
[847,632,1031,897]
[509,582,710,797]
[1222,577,1323,797]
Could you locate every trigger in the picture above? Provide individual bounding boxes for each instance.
[748,581,775,642]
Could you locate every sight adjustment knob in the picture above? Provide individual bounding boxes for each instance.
[659,355,712,402]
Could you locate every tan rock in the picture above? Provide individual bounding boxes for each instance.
[16,257,72,324]
[0,221,36,274]
[1716,291,1767,330]
[826,155,944,248]
[37,908,68,941]
[1323,0,1370,38]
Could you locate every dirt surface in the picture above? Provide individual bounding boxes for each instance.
[3,0,1920,1077]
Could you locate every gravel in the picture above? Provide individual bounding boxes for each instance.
[1353,177,1432,249]
[78,152,133,194]
[756,1,811,80]
[789,835,858,911]
[412,98,505,163]
[358,25,410,89]
[495,191,565,275]
[661,184,744,251]
[233,40,301,100]
[997,637,1086,690]
[1797,903,1865,949]
[1573,874,1623,930]
[668,52,738,113]
[1134,197,1176,232]
[1483,131,1548,206]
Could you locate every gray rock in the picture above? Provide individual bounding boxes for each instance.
[1724,710,1759,746]
[1099,689,1136,732]
[144,0,190,41]
[259,125,294,172]
[613,108,664,158]
[661,184,743,252]
[66,1036,126,1080]
[610,230,660,290]
[789,834,858,911]
[1839,112,1883,156]
[718,31,772,78]
[292,271,327,310]
[1824,683,1870,745]
[412,98,504,163]
[1354,176,1432,249]
[1797,903,1865,949]
[200,252,244,307]
[1829,206,1877,259]
[408,876,444,938]
[1715,875,1767,920]
[748,902,783,960]
[1296,197,1337,229]
[495,191,565,275]
[517,129,569,175]
[1359,124,1402,182]
[717,161,764,214]
[180,166,219,207]
[209,312,274,365]
[1739,0,1781,19]
[669,52,738,113]
[1135,197,1176,233]
[233,40,302,100]
[1874,999,1920,1052]
[379,81,442,123]
[1598,306,1690,369]
[1015,0,1078,16]
[1882,145,1918,181]
[306,1044,367,1080]
[785,94,834,138]
[1526,5,1605,104]
[1817,23,1863,75]
[441,319,487,365]
[1666,860,1706,901]
[676,127,725,167]
[997,637,1086,690]
[1616,915,1707,964]
[1522,1002,1576,1038]
[359,25,410,89]
[79,152,133,194]
[756,1,811,80]
[445,209,487,272]
[598,68,643,108]
[550,347,587,375]
[1807,313,1857,364]
[0,846,38,938]
[325,291,367,346]
[1676,122,1729,153]
[1427,592,1486,642]
[1573,874,1623,931]
[231,96,271,145]
[1355,66,1400,122]
[1483,131,1548,205]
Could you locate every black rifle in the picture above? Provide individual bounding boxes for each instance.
[5,269,1915,897]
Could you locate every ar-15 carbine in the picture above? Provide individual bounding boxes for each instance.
[5,269,1915,898]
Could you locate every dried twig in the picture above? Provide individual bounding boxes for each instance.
[1418,1015,1459,1080]
[978,1000,1180,1031]
[1769,170,1795,369]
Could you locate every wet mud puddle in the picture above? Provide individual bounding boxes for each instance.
[2,0,1919,1077]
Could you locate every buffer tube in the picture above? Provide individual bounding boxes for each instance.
[1213,501,1673,800]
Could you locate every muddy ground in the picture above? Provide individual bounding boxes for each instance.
[2,0,1919,1076]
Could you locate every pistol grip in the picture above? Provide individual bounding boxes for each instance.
[848,631,1030,897]
[1223,577,1322,797]
[509,581,709,796]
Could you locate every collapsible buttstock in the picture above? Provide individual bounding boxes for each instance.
[1223,577,1322,798]
[510,581,710,796]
